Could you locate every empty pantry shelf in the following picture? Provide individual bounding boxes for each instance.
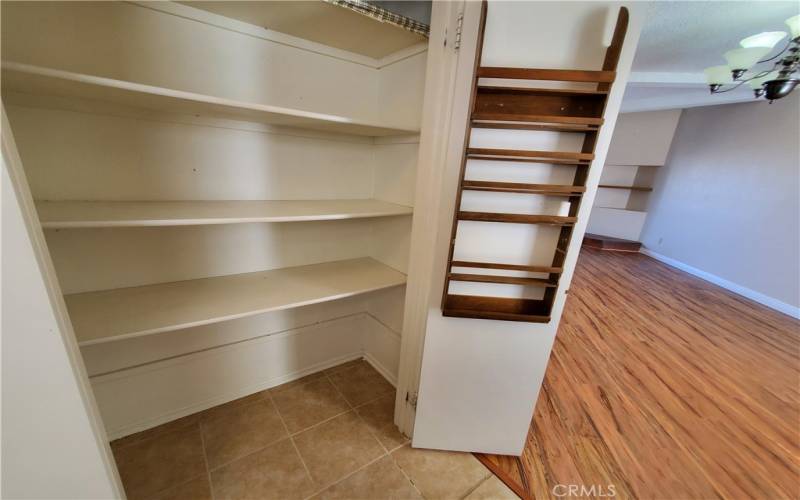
[65,258,406,345]
[1,62,419,136]
[36,199,413,228]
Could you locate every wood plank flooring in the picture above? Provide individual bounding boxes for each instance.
[477,248,800,499]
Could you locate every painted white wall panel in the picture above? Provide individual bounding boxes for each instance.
[587,207,647,240]
[606,109,682,166]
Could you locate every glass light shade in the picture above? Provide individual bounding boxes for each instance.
[787,14,800,39]
[704,65,733,85]
[747,70,779,89]
[740,31,786,48]
[723,47,771,70]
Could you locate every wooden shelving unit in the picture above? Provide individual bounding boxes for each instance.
[441,3,629,323]
[36,199,412,228]
[1,62,419,137]
[67,258,406,346]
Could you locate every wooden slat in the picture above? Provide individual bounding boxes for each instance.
[598,184,653,192]
[471,112,604,126]
[467,148,594,162]
[471,121,598,133]
[477,85,609,96]
[442,294,551,323]
[451,260,563,274]
[458,211,577,225]
[462,180,584,196]
[448,273,557,287]
[477,67,616,83]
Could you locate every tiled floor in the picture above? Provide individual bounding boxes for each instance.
[110,359,518,500]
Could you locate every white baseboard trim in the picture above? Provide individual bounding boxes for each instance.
[363,352,398,388]
[640,248,800,320]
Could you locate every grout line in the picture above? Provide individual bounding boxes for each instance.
[389,447,426,499]
[197,422,216,500]
[267,391,316,488]
[460,474,492,500]
[302,450,389,500]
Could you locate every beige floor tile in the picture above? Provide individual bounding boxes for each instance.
[152,475,213,500]
[271,371,328,394]
[272,377,351,434]
[324,358,364,375]
[391,445,491,500]
[312,455,422,500]
[293,411,385,488]
[328,361,394,407]
[111,413,202,451]
[211,439,315,500]
[464,476,520,500]
[201,399,288,469]
[199,390,270,421]
[355,394,408,452]
[112,426,206,500]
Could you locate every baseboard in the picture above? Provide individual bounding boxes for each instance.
[96,311,404,440]
[640,248,800,320]
[95,314,366,439]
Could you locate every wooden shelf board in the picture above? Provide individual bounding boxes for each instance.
[458,211,576,226]
[467,148,593,165]
[448,273,557,287]
[462,180,584,197]
[451,260,562,274]
[471,112,603,126]
[1,62,419,137]
[476,67,615,83]
[442,294,551,323]
[66,258,406,345]
[477,85,609,96]
[471,121,598,133]
[598,185,653,192]
[36,199,413,228]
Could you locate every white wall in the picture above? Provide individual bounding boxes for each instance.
[641,94,800,316]
[2,112,122,499]
[588,109,681,240]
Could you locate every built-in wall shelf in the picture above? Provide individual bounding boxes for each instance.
[36,199,412,228]
[1,62,419,137]
[598,184,653,192]
[66,258,406,346]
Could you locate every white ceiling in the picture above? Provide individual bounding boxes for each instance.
[623,1,800,112]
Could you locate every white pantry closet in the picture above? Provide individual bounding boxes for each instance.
[1,1,428,439]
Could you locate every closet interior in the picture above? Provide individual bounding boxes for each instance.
[1,0,429,438]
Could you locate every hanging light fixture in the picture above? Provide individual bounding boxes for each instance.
[704,14,800,102]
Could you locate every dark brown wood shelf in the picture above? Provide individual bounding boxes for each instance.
[467,148,593,165]
[477,67,616,83]
[462,180,585,197]
[448,273,557,287]
[477,85,609,96]
[458,211,577,225]
[598,184,653,192]
[582,233,641,252]
[442,295,551,323]
[440,2,629,323]
[451,260,563,274]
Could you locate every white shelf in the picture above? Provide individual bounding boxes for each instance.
[36,199,412,228]
[1,62,419,137]
[66,257,406,345]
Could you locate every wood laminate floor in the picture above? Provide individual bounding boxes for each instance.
[477,248,800,499]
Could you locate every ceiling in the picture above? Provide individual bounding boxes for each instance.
[182,1,427,60]
[623,1,800,112]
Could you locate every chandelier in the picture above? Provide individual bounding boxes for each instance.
[704,14,800,101]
